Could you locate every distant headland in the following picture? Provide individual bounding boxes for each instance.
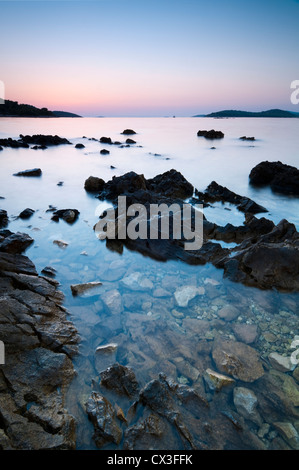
[194,109,299,118]
[0,99,81,117]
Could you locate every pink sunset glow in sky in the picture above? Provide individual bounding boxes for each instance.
[1,0,299,117]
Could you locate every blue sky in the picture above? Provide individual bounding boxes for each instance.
[0,0,299,116]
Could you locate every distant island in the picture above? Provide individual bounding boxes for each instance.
[194,109,299,118]
[0,99,81,117]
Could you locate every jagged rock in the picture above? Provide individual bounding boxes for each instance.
[85,392,122,447]
[212,339,264,382]
[41,266,56,277]
[0,138,29,148]
[13,168,42,177]
[19,134,71,146]
[195,181,267,214]
[203,368,235,392]
[100,363,140,398]
[0,244,79,449]
[0,232,34,254]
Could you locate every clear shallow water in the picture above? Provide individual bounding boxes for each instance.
[0,117,299,449]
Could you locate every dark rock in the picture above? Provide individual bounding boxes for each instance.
[57,181,64,186]
[195,181,268,214]
[84,176,105,192]
[19,208,35,219]
[13,168,42,177]
[218,219,299,291]
[121,129,136,135]
[51,209,80,224]
[41,266,56,277]
[100,137,112,144]
[240,136,255,141]
[0,232,34,254]
[0,210,9,228]
[0,146,3,151]
[110,165,116,169]
[126,138,136,144]
[19,134,71,146]
[0,138,29,149]
[86,392,122,448]
[31,145,47,150]
[100,363,140,398]
[197,129,224,139]
[75,143,85,149]
[100,149,110,155]
[249,161,299,195]
[0,244,79,449]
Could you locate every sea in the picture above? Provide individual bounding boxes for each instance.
[0,117,298,450]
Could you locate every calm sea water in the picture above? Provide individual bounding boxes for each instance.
[0,117,299,449]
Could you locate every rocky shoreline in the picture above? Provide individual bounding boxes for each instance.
[0,232,79,449]
[1,133,299,450]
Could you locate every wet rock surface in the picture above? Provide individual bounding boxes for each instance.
[13,168,42,177]
[19,134,72,146]
[88,169,299,292]
[0,232,79,449]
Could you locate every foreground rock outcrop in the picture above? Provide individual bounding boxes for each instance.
[0,231,79,449]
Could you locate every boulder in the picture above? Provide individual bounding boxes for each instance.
[100,149,110,155]
[75,143,85,149]
[19,208,35,219]
[100,136,112,144]
[0,232,34,254]
[249,161,299,195]
[212,339,264,382]
[84,176,105,192]
[0,210,8,228]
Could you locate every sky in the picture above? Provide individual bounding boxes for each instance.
[0,0,299,116]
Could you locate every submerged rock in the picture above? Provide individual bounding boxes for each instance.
[174,285,205,307]
[203,368,235,392]
[212,339,264,382]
